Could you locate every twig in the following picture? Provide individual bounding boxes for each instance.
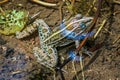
[112,35,120,44]
[30,11,41,19]
[79,54,85,80]
[94,19,107,38]
[59,1,64,22]
[27,11,41,25]
[113,10,120,15]
[30,0,58,7]
[72,61,79,80]
[104,28,113,35]
[113,0,120,4]
[0,0,8,5]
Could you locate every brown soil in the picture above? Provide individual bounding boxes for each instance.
[0,0,120,80]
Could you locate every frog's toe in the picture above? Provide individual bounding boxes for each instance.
[85,51,93,57]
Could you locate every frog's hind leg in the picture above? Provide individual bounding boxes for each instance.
[33,47,57,70]
[33,19,58,68]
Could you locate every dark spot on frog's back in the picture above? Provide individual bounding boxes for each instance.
[42,28,48,33]
[48,48,53,54]
[39,31,42,37]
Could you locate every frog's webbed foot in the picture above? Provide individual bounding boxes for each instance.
[33,47,57,69]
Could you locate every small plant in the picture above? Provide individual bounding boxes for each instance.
[0,10,28,35]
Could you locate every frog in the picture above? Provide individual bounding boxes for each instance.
[33,14,93,70]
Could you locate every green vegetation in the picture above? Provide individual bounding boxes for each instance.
[0,10,28,35]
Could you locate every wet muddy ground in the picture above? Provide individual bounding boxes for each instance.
[0,0,120,80]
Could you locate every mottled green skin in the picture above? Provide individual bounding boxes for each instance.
[0,10,28,35]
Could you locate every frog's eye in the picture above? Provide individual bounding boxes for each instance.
[79,22,86,29]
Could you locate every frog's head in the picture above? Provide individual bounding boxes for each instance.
[68,14,93,30]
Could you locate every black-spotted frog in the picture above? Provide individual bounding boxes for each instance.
[33,14,93,69]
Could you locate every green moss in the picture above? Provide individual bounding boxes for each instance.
[0,10,28,35]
